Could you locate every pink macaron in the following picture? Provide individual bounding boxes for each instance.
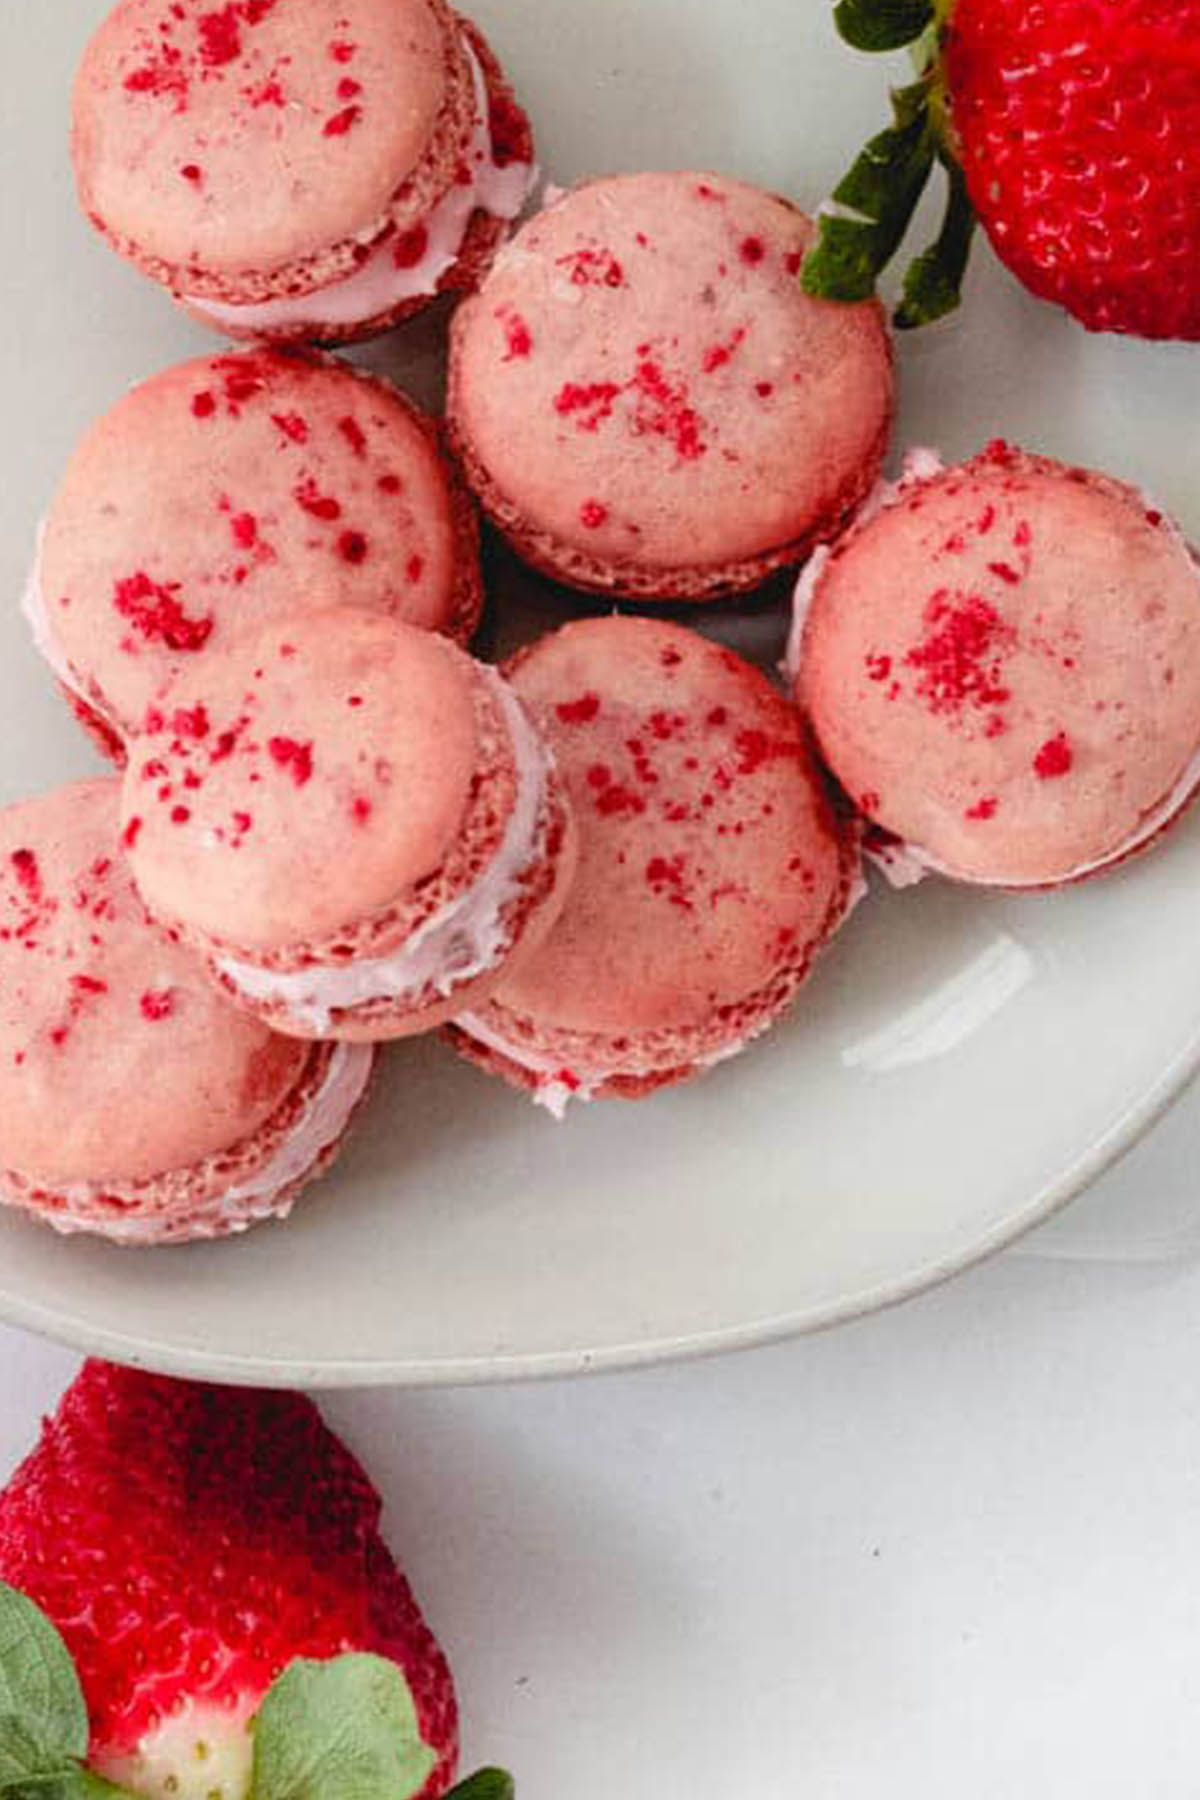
[120,607,577,1040]
[446,616,860,1113]
[27,349,482,764]
[447,170,894,601]
[0,777,374,1246]
[72,0,536,343]
[794,442,1200,889]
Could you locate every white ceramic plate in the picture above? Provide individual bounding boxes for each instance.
[3,0,1199,1386]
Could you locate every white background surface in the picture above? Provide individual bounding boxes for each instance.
[6,1240,1200,1799]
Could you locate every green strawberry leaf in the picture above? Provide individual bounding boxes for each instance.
[801,79,937,302]
[444,1773,516,1800]
[834,0,933,52]
[0,1586,89,1776]
[249,1654,437,1800]
[4,1772,138,1799]
[896,154,977,326]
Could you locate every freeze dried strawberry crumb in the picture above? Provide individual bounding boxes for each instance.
[294,478,341,521]
[503,314,533,359]
[406,555,423,584]
[378,474,402,495]
[338,77,362,100]
[338,416,367,458]
[580,500,607,529]
[249,77,285,107]
[272,412,309,444]
[124,58,188,102]
[702,327,746,373]
[192,392,216,418]
[171,705,210,740]
[554,382,621,430]
[324,105,362,137]
[122,818,143,849]
[595,784,646,817]
[556,693,600,724]
[740,236,766,265]
[1033,732,1074,779]
[231,513,257,549]
[268,737,314,786]
[904,593,1014,718]
[351,797,372,825]
[555,248,625,288]
[330,38,356,61]
[170,806,191,825]
[198,7,243,69]
[113,573,213,652]
[393,225,430,269]
[965,797,999,821]
[338,531,368,564]
[865,653,892,683]
[180,163,203,183]
[140,990,175,1022]
[630,360,706,461]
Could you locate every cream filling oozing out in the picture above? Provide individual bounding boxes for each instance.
[452,1008,751,1122]
[186,37,537,332]
[21,522,106,720]
[786,449,1200,892]
[217,674,552,1033]
[3,1041,374,1244]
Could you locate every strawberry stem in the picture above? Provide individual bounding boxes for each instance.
[443,1771,516,1800]
[895,152,976,326]
[834,0,933,53]
[801,78,937,303]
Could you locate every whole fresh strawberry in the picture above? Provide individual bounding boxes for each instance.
[803,0,1200,339]
[0,1361,509,1800]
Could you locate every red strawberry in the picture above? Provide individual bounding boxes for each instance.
[0,1361,457,1800]
[804,0,1200,340]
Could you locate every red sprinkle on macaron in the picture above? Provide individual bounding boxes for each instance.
[113,573,214,653]
[1033,732,1074,779]
[338,416,367,458]
[556,693,601,724]
[180,163,203,183]
[272,412,309,444]
[965,797,999,820]
[294,478,341,521]
[192,392,216,419]
[740,236,766,265]
[503,314,533,359]
[268,737,314,786]
[338,531,368,564]
[139,989,175,1022]
[323,104,362,137]
[904,594,1013,718]
[580,500,608,529]
[122,818,143,850]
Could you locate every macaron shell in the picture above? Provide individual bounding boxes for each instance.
[448,172,893,597]
[2,1039,360,1245]
[486,617,850,1038]
[0,778,311,1186]
[73,0,471,299]
[122,610,483,953]
[800,447,1200,884]
[39,351,481,742]
[187,16,536,346]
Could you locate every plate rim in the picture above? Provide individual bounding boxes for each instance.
[2,1022,1195,1388]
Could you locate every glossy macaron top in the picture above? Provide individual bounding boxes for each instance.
[0,778,309,1186]
[72,0,470,299]
[489,616,850,1038]
[121,608,494,955]
[448,171,893,589]
[34,351,480,743]
[798,443,1200,885]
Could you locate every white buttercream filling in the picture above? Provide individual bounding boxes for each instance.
[186,37,536,333]
[788,447,1200,891]
[452,1009,749,1122]
[3,1041,374,1244]
[217,672,552,1032]
[21,523,103,718]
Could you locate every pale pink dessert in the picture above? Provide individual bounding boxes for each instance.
[447,171,893,601]
[120,609,577,1040]
[446,617,860,1115]
[72,0,536,343]
[0,778,374,1246]
[26,349,482,763]
[795,442,1200,888]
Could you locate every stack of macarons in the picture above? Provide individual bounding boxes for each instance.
[5,0,1198,1251]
